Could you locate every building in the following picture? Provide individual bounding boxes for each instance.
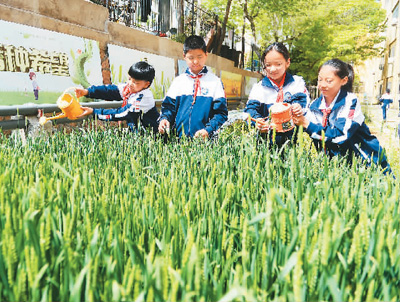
[358,0,400,107]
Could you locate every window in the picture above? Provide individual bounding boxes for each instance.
[389,42,396,59]
[392,3,399,25]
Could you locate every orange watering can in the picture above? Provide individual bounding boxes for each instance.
[249,103,294,132]
[269,103,294,132]
[39,88,84,125]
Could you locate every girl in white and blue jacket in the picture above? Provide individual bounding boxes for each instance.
[244,42,309,147]
[77,61,159,133]
[292,59,391,175]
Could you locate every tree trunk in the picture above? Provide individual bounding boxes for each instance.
[216,0,232,55]
[239,13,245,69]
[243,0,258,45]
[178,0,184,35]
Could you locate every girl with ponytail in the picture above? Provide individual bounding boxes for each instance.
[292,58,392,174]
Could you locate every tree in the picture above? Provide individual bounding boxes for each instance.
[201,0,385,82]
[215,0,233,55]
[256,0,386,83]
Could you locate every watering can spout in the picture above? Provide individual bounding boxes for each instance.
[39,113,66,125]
[39,88,84,126]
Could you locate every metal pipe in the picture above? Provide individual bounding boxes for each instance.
[0,98,247,131]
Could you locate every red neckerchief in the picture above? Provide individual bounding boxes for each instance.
[321,108,332,127]
[269,73,286,103]
[188,74,203,105]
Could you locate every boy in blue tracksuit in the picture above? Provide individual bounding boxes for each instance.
[158,35,228,138]
[379,89,393,121]
[292,59,391,174]
[77,61,159,133]
[244,42,309,147]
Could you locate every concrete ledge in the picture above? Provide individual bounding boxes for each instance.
[1,0,108,32]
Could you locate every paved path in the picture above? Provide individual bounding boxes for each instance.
[364,104,400,151]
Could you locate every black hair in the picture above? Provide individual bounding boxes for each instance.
[319,59,354,92]
[261,42,290,69]
[128,61,155,85]
[386,88,391,93]
[183,35,207,54]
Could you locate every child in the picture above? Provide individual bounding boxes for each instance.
[29,69,39,100]
[292,59,391,174]
[158,35,228,138]
[379,88,393,121]
[77,61,159,133]
[244,42,309,146]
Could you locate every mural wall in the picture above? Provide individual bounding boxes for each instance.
[0,20,102,106]
[107,45,175,99]
[244,76,259,96]
[221,71,242,98]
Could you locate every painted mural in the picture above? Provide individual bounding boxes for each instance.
[221,71,242,98]
[107,45,175,99]
[0,20,102,106]
[244,76,259,96]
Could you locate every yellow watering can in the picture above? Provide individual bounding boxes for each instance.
[39,88,84,125]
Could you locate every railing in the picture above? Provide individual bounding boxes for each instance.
[0,97,247,131]
[89,0,241,56]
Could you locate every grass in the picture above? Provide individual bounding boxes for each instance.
[0,91,61,106]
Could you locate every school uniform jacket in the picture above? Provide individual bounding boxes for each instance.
[305,89,390,173]
[244,72,309,145]
[379,93,393,108]
[86,84,159,132]
[245,72,309,119]
[159,67,228,137]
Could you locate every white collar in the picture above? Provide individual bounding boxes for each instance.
[320,89,341,110]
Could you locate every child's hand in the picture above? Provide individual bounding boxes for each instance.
[255,118,270,133]
[194,129,209,139]
[158,119,170,134]
[291,103,303,117]
[75,88,88,99]
[77,106,93,118]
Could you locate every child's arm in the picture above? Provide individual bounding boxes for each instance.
[292,103,310,129]
[75,88,89,99]
[244,100,263,119]
[244,83,265,119]
[159,95,177,133]
[90,103,137,122]
[77,106,93,118]
[83,84,123,101]
[203,96,228,136]
[290,83,310,109]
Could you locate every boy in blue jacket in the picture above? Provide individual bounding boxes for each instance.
[158,35,228,138]
[77,61,159,133]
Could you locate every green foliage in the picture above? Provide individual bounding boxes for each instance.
[257,0,386,84]
[70,40,94,88]
[150,71,172,100]
[0,126,398,301]
[203,0,386,83]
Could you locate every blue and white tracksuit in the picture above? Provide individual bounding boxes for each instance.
[86,84,159,132]
[159,67,228,137]
[305,89,391,174]
[244,72,309,146]
[379,93,393,120]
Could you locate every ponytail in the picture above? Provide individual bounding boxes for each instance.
[320,59,354,92]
